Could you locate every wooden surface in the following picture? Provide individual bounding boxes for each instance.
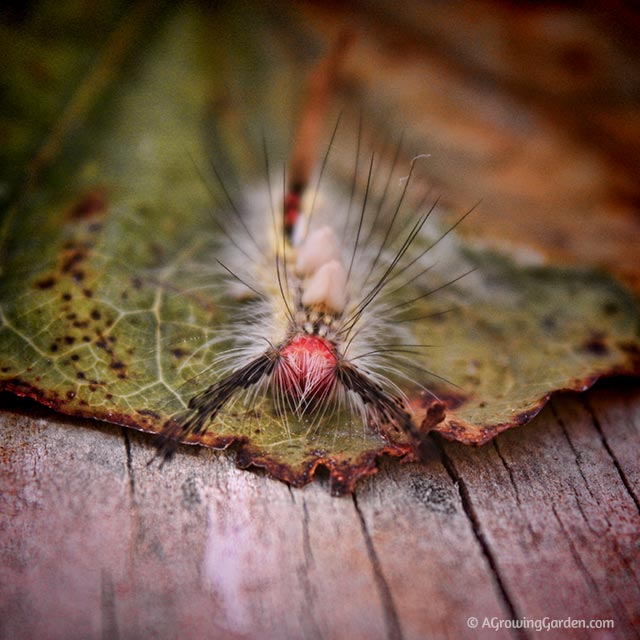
[1,379,639,640]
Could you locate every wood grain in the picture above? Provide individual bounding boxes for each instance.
[1,380,638,639]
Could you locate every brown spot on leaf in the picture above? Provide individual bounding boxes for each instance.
[91,309,101,321]
[581,332,609,356]
[67,188,108,221]
[61,250,85,274]
[66,390,76,400]
[34,276,56,290]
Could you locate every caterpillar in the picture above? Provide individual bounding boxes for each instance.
[155,34,467,461]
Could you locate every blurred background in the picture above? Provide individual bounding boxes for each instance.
[2,0,640,287]
[297,0,640,288]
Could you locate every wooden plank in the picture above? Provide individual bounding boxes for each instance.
[441,389,640,638]
[0,397,508,639]
[584,381,640,511]
[354,460,512,640]
[0,407,132,639]
[122,429,387,640]
[2,384,639,639]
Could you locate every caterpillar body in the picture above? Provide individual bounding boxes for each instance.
[156,37,463,461]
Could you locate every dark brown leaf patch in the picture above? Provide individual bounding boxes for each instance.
[66,187,109,221]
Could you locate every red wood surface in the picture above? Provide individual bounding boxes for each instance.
[1,380,638,639]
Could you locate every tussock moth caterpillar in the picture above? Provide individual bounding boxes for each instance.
[156,32,470,461]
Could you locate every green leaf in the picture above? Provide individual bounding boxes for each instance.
[1,3,638,493]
